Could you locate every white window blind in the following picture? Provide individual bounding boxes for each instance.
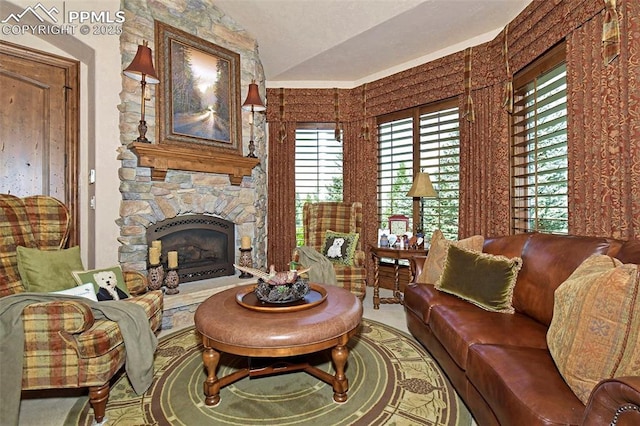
[419,106,460,239]
[512,59,568,234]
[377,117,413,229]
[295,125,343,245]
[377,102,460,240]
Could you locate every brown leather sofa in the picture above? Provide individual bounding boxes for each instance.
[404,233,640,425]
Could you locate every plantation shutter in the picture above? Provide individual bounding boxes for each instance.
[294,124,343,245]
[512,56,568,234]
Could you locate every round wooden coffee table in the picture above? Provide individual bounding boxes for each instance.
[194,283,363,407]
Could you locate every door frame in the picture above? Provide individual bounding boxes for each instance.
[0,40,80,246]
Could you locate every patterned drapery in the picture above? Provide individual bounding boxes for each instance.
[278,88,287,143]
[602,0,621,65]
[502,24,514,114]
[567,0,639,238]
[266,0,638,273]
[267,121,297,270]
[463,47,475,122]
[458,85,511,238]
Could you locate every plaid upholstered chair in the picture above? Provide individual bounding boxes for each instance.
[302,201,367,299]
[0,194,163,424]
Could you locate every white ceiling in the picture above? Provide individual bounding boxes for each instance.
[214,0,532,88]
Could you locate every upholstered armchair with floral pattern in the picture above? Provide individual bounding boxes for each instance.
[302,201,367,299]
[0,194,163,424]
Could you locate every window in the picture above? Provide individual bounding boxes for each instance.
[295,124,343,245]
[419,105,460,239]
[377,101,460,240]
[511,44,568,234]
[377,116,413,229]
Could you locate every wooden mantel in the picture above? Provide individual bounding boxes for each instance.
[129,142,260,185]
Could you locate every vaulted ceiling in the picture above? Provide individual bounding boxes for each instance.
[214,0,533,88]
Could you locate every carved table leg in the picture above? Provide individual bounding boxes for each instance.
[202,345,221,406]
[393,259,402,302]
[331,337,350,403]
[373,254,380,309]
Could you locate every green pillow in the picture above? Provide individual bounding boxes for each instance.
[437,244,522,313]
[321,230,360,266]
[16,246,84,292]
[72,265,130,301]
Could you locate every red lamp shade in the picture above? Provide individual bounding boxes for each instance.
[123,41,159,84]
[242,82,266,111]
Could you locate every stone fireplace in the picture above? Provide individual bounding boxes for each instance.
[146,215,235,283]
[117,0,267,281]
[116,171,266,281]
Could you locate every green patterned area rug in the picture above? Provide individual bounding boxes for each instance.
[65,319,473,425]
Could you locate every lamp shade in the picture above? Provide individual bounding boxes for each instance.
[123,41,159,84]
[407,172,437,197]
[242,82,266,112]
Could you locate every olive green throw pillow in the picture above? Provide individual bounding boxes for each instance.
[437,244,522,313]
[416,229,484,285]
[16,245,84,293]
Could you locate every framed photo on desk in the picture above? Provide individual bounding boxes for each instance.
[388,214,409,236]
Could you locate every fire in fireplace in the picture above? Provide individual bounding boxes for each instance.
[146,215,235,283]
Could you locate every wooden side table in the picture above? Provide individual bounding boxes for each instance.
[370,245,427,309]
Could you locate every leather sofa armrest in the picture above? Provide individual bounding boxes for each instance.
[409,255,428,283]
[583,376,640,426]
[124,270,148,295]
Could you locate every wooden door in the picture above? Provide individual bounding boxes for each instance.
[0,40,79,245]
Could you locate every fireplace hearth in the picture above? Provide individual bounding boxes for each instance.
[146,215,235,283]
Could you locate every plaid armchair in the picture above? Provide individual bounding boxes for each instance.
[302,202,367,299]
[0,194,163,424]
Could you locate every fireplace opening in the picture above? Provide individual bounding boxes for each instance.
[146,215,235,283]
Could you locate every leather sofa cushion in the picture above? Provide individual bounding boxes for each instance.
[467,344,585,426]
[615,239,640,264]
[429,304,548,370]
[403,283,469,324]
[513,234,617,326]
[483,233,531,260]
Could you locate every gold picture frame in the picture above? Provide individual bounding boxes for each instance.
[155,21,242,154]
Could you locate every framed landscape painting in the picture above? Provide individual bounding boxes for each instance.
[155,21,242,154]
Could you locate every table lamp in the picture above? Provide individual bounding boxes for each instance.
[406,170,438,235]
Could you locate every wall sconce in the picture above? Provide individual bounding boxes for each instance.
[123,40,159,143]
[241,80,266,158]
[406,170,438,236]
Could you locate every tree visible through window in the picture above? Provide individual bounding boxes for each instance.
[378,117,413,229]
[294,124,343,245]
[420,106,460,238]
[512,44,568,234]
[377,101,460,240]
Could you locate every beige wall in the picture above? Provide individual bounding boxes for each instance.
[1,0,123,268]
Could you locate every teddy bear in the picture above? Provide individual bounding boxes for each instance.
[94,270,128,301]
[326,238,345,258]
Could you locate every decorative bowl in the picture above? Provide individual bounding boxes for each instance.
[254,277,310,303]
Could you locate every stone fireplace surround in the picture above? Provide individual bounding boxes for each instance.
[116,169,264,279]
[116,0,267,294]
